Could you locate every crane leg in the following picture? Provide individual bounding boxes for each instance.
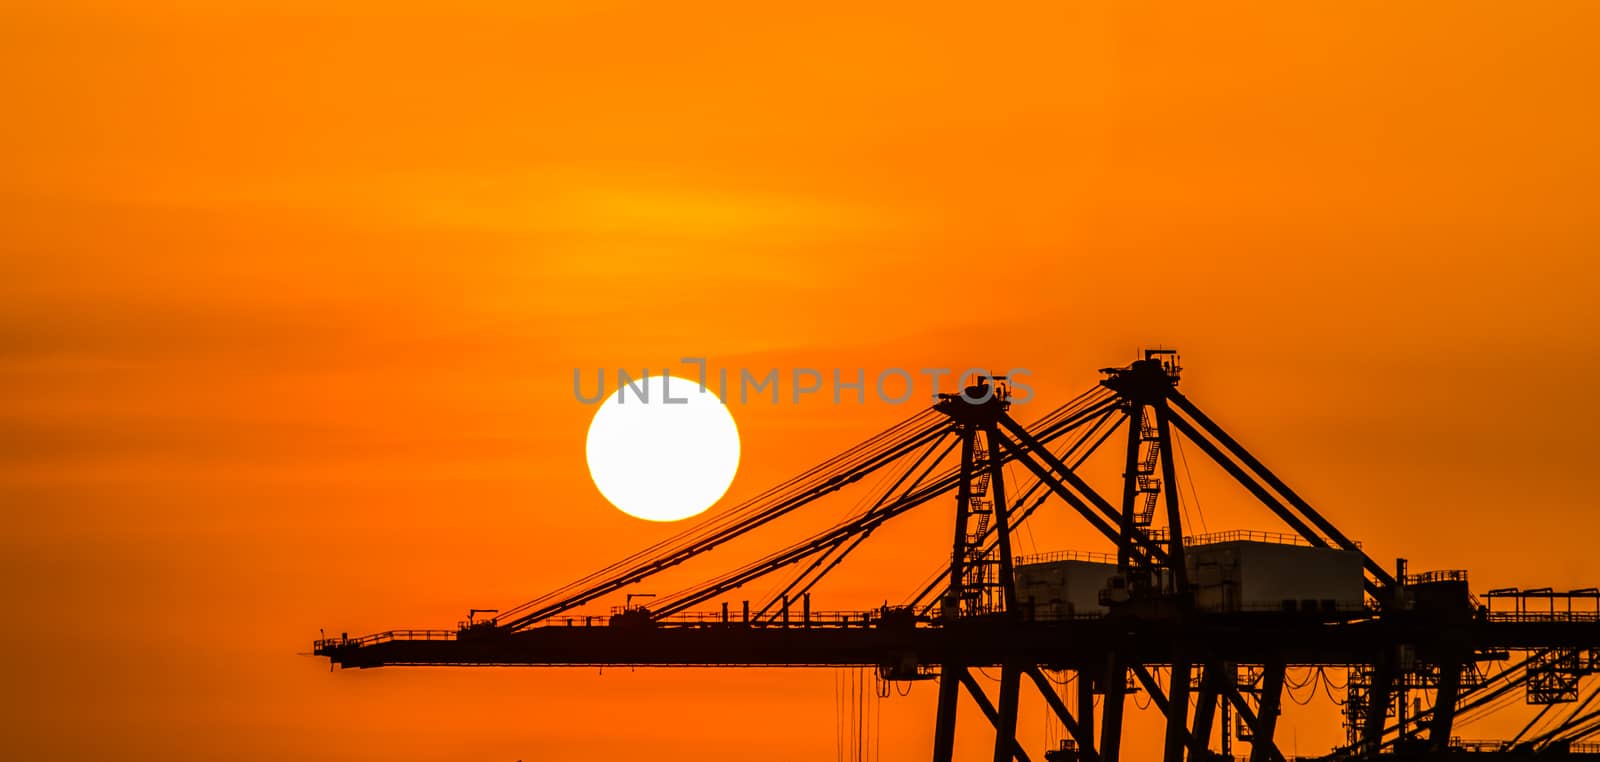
[993,665,1021,762]
[933,665,959,762]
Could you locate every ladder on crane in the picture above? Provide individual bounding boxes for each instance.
[1133,410,1162,526]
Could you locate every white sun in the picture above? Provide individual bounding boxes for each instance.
[585,374,741,522]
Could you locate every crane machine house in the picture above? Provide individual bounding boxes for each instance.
[1014,530,1366,618]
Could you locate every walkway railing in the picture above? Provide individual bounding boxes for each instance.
[315,629,456,649]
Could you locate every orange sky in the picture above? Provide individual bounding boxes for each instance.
[3,1,1599,760]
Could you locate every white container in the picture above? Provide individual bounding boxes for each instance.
[1186,537,1364,613]
[1014,553,1120,619]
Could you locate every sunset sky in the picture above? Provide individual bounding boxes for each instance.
[3,1,1599,759]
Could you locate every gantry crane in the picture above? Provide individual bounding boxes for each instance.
[315,351,1600,760]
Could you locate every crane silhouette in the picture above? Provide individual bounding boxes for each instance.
[317,351,1600,761]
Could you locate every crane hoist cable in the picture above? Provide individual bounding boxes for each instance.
[1174,432,1209,534]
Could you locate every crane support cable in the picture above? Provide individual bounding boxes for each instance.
[771,387,1120,617]
[499,409,950,629]
[650,391,1117,618]
[679,429,956,620]
[649,451,970,616]
[752,431,962,621]
[503,386,1111,629]
[496,406,943,622]
[993,419,1170,566]
[908,402,1124,614]
[1535,681,1600,750]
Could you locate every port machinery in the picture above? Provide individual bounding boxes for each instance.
[315,351,1600,761]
